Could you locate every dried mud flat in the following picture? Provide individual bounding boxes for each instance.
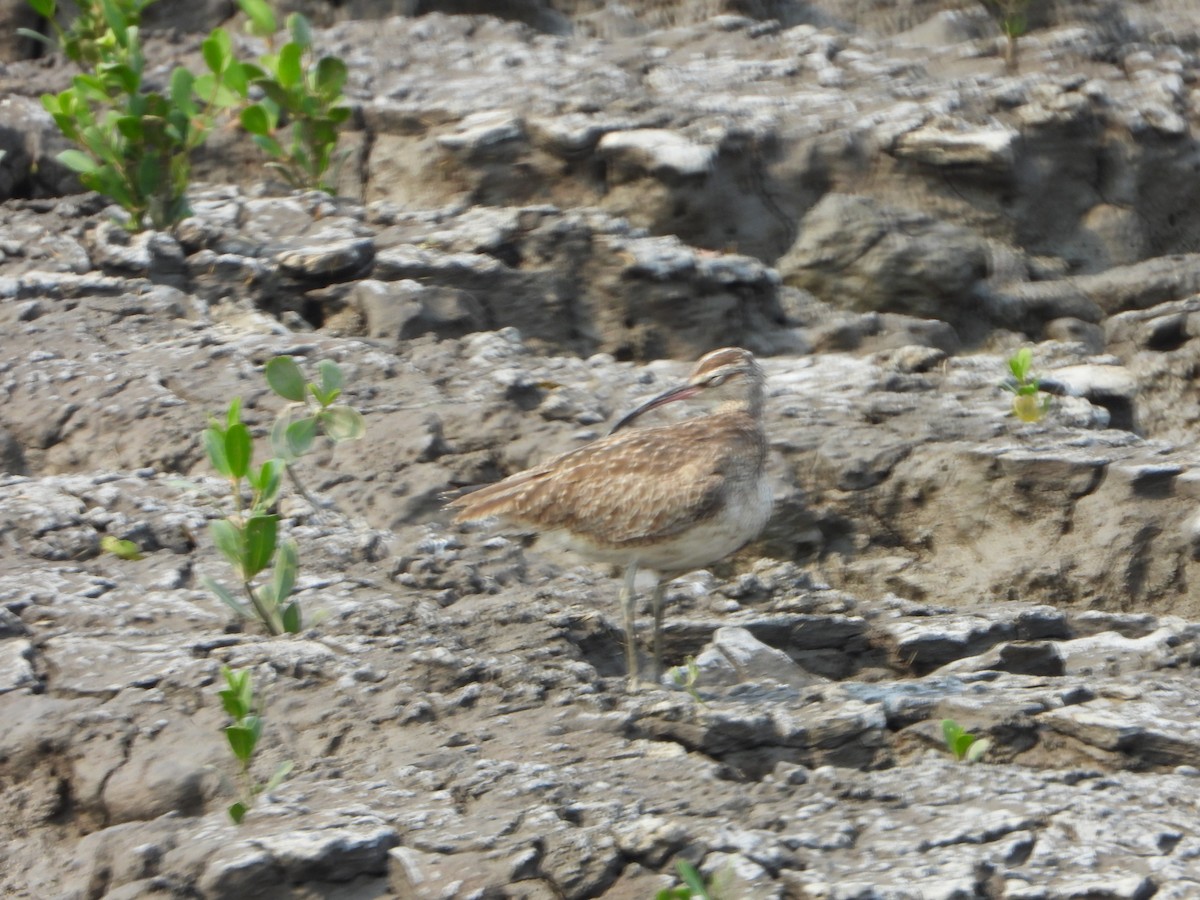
[4,195,1200,899]
[6,2,1200,898]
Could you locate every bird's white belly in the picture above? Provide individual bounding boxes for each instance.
[565,476,773,574]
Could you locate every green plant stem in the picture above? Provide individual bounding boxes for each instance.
[285,462,319,509]
[238,754,254,805]
[242,579,280,635]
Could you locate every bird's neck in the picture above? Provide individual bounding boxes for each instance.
[715,396,763,423]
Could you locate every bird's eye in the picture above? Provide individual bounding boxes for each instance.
[707,373,728,386]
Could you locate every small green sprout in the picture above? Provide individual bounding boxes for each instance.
[656,860,731,900]
[219,665,293,823]
[979,0,1030,72]
[1002,347,1051,423]
[669,656,706,705]
[942,719,991,763]
[100,535,144,560]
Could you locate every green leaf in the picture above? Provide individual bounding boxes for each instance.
[314,56,347,96]
[286,12,312,48]
[285,416,319,457]
[204,425,230,474]
[241,104,272,137]
[1009,348,1032,382]
[170,66,196,113]
[238,0,276,37]
[254,581,277,617]
[259,84,291,114]
[277,42,303,89]
[218,666,251,717]
[966,737,992,763]
[202,27,233,75]
[270,412,295,460]
[265,356,307,402]
[242,514,279,578]
[281,600,302,633]
[17,27,57,50]
[228,800,247,824]
[206,576,251,619]
[224,422,252,480]
[226,396,243,430]
[253,457,283,511]
[319,406,365,442]
[100,535,144,560]
[953,733,975,760]
[265,759,294,792]
[309,384,338,407]
[225,721,259,762]
[240,61,268,83]
[58,149,99,175]
[677,861,710,898]
[100,0,128,40]
[27,0,55,18]
[317,359,343,396]
[272,538,298,604]
[252,133,286,159]
[210,519,244,570]
[257,80,290,109]
[216,61,247,98]
[104,62,140,95]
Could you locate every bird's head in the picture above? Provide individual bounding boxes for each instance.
[610,347,765,434]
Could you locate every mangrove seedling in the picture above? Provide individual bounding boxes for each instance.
[204,394,300,634]
[942,719,991,763]
[1003,347,1051,423]
[219,665,293,823]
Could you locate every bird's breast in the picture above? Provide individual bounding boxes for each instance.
[562,470,772,575]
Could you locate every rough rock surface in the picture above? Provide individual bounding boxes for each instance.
[4,1,1200,897]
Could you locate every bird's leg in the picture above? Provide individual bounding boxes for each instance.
[620,561,640,690]
[651,578,666,683]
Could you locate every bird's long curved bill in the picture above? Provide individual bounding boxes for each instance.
[609,383,702,434]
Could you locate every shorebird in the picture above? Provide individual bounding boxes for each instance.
[448,347,772,689]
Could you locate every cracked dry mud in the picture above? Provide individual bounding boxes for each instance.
[5,0,1200,897]
[4,267,1200,898]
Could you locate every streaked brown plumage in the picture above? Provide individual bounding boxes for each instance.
[449,347,772,688]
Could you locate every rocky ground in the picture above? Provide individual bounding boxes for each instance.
[5,1,1200,898]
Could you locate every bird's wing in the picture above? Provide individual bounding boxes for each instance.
[450,423,731,546]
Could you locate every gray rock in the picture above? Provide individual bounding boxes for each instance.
[0,639,36,693]
[778,194,988,324]
[389,844,549,899]
[88,221,185,277]
[436,109,527,156]
[598,128,717,178]
[249,822,400,882]
[534,822,623,898]
[102,720,223,824]
[351,278,487,342]
[1044,316,1106,352]
[890,123,1018,173]
[692,625,825,688]
[276,236,376,280]
[874,606,1068,675]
